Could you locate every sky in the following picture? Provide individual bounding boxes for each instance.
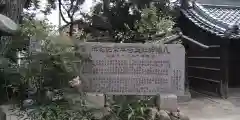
[36,0,97,27]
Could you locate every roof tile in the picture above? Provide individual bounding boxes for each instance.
[181,2,240,38]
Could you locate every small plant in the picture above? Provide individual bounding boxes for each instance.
[15,100,96,120]
[104,97,156,120]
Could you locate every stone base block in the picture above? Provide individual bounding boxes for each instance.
[156,94,178,112]
[177,91,191,103]
[63,89,106,109]
[85,93,105,108]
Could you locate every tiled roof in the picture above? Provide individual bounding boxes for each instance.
[196,0,240,6]
[181,2,240,39]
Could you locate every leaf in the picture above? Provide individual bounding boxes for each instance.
[41,109,48,119]
[128,112,134,120]
[135,116,146,120]
[140,107,144,115]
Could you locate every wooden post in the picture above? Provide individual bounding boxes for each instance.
[220,40,230,99]
[104,94,108,107]
[185,44,189,93]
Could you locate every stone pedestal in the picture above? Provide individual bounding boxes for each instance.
[85,93,105,108]
[177,91,191,103]
[156,94,178,112]
[63,89,106,109]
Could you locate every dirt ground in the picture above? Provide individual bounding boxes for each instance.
[179,90,240,120]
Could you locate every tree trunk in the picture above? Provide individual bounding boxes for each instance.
[0,0,24,55]
[69,23,74,37]
[103,0,110,15]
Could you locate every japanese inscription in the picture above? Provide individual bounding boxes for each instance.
[79,43,185,95]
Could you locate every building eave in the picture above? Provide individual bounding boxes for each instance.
[180,2,240,39]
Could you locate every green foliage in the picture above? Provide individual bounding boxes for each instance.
[90,0,176,43]
[10,99,97,120]
[0,15,81,104]
[45,35,81,77]
[11,97,159,120]
[24,0,56,15]
[23,0,176,42]
[19,19,54,38]
[104,98,155,120]
[135,5,175,37]
[26,101,96,120]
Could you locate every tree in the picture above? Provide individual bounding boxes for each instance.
[17,0,177,41]
[90,0,176,43]
[24,0,86,37]
[135,5,175,38]
[0,13,82,103]
[56,0,86,36]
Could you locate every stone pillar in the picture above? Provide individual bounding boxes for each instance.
[0,108,6,120]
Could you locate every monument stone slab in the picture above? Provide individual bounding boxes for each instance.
[78,43,185,96]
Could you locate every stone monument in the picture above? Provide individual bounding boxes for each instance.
[0,13,18,36]
[79,43,185,96]
[75,43,189,110]
[72,42,190,119]
[0,13,18,120]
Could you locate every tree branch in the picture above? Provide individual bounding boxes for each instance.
[69,0,74,14]
[59,19,84,31]
[58,0,70,24]
[65,0,74,19]
[71,0,79,17]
